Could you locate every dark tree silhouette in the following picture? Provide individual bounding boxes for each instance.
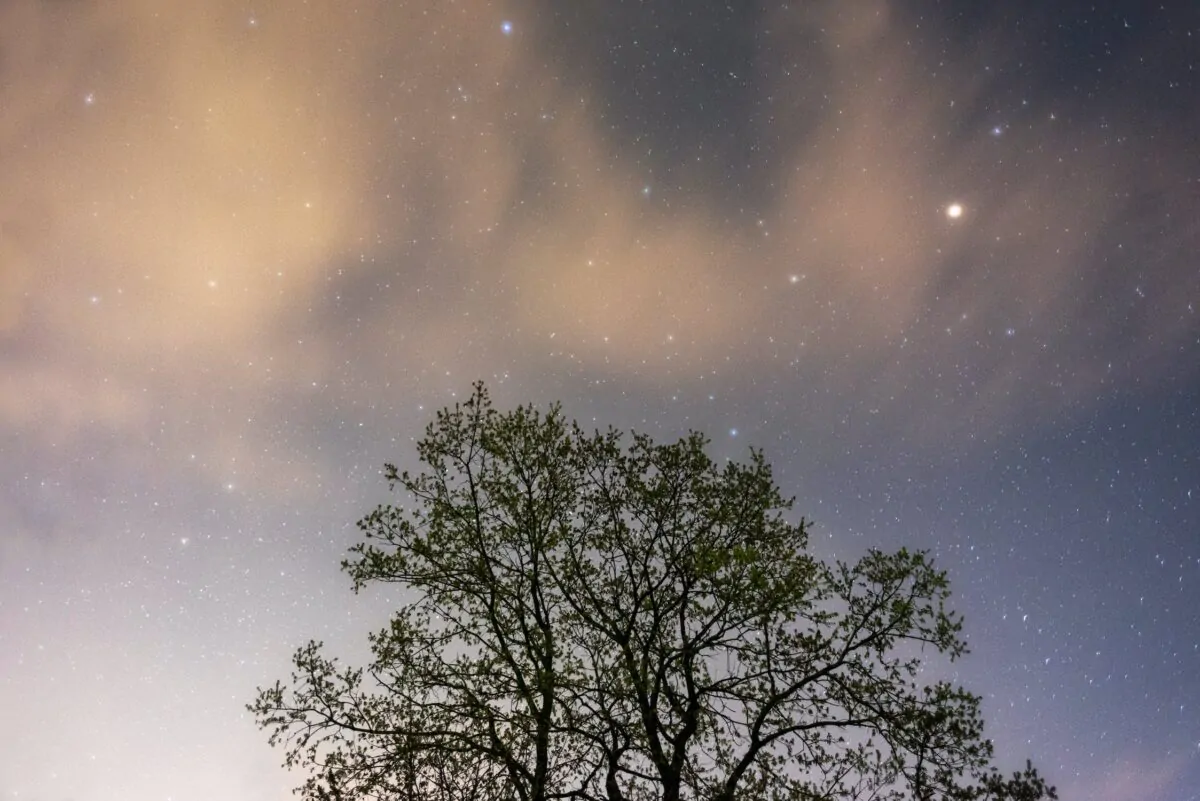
[250,383,1055,801]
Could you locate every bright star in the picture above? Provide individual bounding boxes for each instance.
[500,20,513,35]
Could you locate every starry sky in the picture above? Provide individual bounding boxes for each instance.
[1,1,1198,799]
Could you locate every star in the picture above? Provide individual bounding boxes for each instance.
[6,4,1196,799]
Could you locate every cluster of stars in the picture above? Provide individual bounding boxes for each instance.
[6,3,1199,801]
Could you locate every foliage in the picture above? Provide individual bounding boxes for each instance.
[251,383,1055,801]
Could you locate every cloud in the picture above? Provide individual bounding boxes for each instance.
[0,226,32,332]
[0,0,1194,455]
[1059,752,1191,801]
[0,1,381,452]
[2,1,380,347]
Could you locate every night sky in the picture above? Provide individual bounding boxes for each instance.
[2,1,1198,799]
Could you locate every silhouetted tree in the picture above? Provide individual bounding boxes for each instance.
[251,383,1055,801]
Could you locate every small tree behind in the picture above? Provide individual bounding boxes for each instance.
[251,383,1055,801]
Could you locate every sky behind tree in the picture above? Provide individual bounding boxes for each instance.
[1,2,1197,799]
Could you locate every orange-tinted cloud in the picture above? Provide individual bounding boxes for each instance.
[1,0,1193,454]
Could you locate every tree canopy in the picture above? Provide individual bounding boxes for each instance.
[250,383,1055,801]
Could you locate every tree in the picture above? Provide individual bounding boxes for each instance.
[250,383,1055,801]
